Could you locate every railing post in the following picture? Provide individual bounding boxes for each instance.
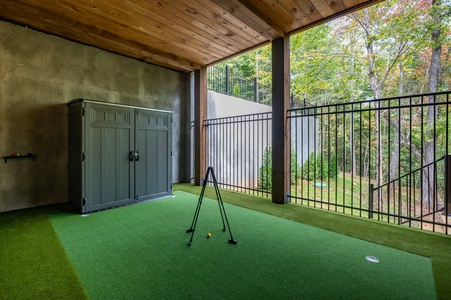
[225,65,229,95]
[445,155,451,216]
[369,183,374,219]
[254,77,258,103]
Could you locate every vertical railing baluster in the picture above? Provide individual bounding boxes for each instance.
[433,94,437,232]
[335,105,339,212]
[388,99,392,224]
[409,97,413,227]
[359,102,363,217]
[398,98,402,225]
[350,103,354,216]
[328,105,331,211]
[421,95,424,230]
[201,92,449,235]
[342,105,346,214]
[369,183,374,219]
[446,93,450,235]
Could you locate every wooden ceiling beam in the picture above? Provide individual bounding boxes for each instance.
[194,0,267,43]
[236,0,286,36]
[209,0,283,41]
[248,0,303,33]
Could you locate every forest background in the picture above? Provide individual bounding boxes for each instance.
[209,0,450,107]
[207,0,451,208]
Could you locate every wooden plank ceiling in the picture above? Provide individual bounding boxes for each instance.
[0,0,382,72]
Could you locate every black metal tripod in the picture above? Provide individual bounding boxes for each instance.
[186,167,237,246]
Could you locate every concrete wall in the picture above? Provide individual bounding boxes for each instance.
[207,91,319,189]
[205,92,317,190]
[206,92,272,189]
[208,91,272,118]
[0,21,191,212]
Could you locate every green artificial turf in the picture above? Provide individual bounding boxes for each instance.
[175,183,451,300]
[50,191,436,299]
[0,206,88,299]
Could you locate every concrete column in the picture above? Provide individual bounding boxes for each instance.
[271,36,290,204]
[194,67,207,185]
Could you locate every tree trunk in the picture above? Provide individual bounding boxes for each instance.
[360,9,384,188]
[389,64,404,187]
[349,52,357,176]
[421,0,442,205]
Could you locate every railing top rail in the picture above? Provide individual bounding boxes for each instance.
[373,156,446,192]
[288,100,451,118]
[288,91,451,113]
[204,111,272,124]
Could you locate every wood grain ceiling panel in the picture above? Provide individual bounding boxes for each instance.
[55,0,213,64]
[250,0,304,32]
[0,0,383,72]
[209,0,283,40]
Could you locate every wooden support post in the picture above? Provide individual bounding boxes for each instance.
[272,36,290,204]
[194,67,207,186]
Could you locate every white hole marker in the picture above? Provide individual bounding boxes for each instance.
[365,256,380,263]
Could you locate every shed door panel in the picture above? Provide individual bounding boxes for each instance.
[85,104,134,211]
[135,111,171,200]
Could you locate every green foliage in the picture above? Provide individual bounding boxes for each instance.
[290,24,340,104]
[232,83,240,97]
[258,147,272,191]
[258,147,302,192]
[208,0,450,104]
[301,152,338,181]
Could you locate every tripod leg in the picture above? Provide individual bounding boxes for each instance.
[211,168,237,244]
[186,168,211,246]
[186,198,201,232]
[214,181,226,231]
[218,193,238,244]
[211,170,226,231]
[186,184,205,232]
[187,197,202,246]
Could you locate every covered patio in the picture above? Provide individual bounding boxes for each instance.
[1,1,450,299]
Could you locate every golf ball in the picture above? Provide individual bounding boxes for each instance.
[207,233,212,238]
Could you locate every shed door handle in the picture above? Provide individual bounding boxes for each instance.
[129,151,139,161]
[129,151,135,161]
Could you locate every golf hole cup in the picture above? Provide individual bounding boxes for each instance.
[207,233,212,238]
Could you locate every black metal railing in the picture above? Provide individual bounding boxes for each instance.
[207,65,271,103]
[370,156,445,226]
[203,112,272,198]
[202,91,451,234]
[288,91,451,234]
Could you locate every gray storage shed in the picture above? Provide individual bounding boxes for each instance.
[68,99,172,213]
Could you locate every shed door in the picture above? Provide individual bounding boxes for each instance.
[85,104,135,211]
[135,110,172,201]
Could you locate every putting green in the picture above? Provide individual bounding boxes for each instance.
[50,191,436,299]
